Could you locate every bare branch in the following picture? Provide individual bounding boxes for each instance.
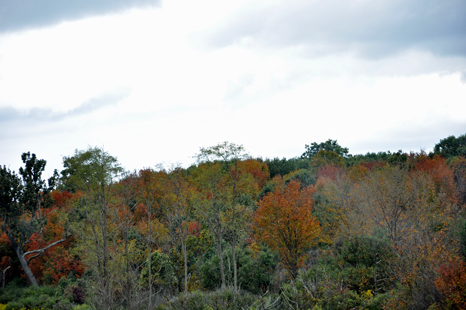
[24,235,72,264]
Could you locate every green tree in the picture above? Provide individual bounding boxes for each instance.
[265,157,309,178]
[344,150,407,167]
[433,134,466,158]
[301,139,349,160]
[332,235,393,293]
[139,251,177,294]
[310,150,345,172]
[200,245,279,294]
[0,153,68,287]
[63,147,123,310]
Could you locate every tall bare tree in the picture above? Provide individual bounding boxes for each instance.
[62,147,122,310]
[165,166,192,294]
[346,166,455,308]
[112,172,142,310]
[136,168,169,308]
[195,142,249,291]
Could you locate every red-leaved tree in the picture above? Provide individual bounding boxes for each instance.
[436,257,466,309]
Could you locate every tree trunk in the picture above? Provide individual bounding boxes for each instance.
[17,248,39,287]
[124,210,133,310]
[182,237,188,294]
[102,201,111,310]
[1,266,10,288]
[216,236,226,289]
[148,208,152,309]
[4,229,39,287]
[231,236,237,292]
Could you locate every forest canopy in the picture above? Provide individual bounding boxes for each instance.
[1,135,466,310]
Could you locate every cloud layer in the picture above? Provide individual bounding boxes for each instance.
[0,0,161,33]
[0,91,129,124]
[209,0,466,59]
[1,0,465,176]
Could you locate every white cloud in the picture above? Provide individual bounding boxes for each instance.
[1,0,465,177]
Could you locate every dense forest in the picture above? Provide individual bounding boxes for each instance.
[1,134,466,310]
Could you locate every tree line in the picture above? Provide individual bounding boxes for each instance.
[1,134,466,309]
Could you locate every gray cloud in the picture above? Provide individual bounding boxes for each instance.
[0,106,52,123]
[0,91,129,123]
[209,0,466,59]
[0,0,161,33]
[350,119,466,155]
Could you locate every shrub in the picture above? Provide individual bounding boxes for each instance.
[200,246,279,294]
[0,276,88,310]
[140,251,177,293]
[0,283,26,305]
[72,304,92,310]
[160,288,257,310]
[65,284,86,304]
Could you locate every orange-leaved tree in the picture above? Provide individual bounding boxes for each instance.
[254,178,320,279]
[413,153,457,203]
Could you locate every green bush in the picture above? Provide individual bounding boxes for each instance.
[0,282,26,305]
[331,234,394,293]
[279,265,388,310]
[160,288,257,310]
[0,275,88,310]
[4,285,62,310]
[72,304,92,310]
[140,250,178,293]
[200,245,279,294]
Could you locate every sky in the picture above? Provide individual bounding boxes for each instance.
[1,0,466,176]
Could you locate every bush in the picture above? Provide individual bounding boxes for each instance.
[65,284,86,304]
[200,245,279,294]
[0,275,88,310]
[160,288,257,310]
[72,304,92,310]
[4,285,62,310]
[0,283,26,305]
[278,265,388,310]
[140,250,177,294]
[332,234,394,293]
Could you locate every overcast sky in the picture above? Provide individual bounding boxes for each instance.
[1,0,466,176]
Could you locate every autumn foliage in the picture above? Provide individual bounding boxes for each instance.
[413,154,457,202]
[436,258,466,310]
[24,204,84,284]
[4,139,466,310]
[254,178,320,279]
